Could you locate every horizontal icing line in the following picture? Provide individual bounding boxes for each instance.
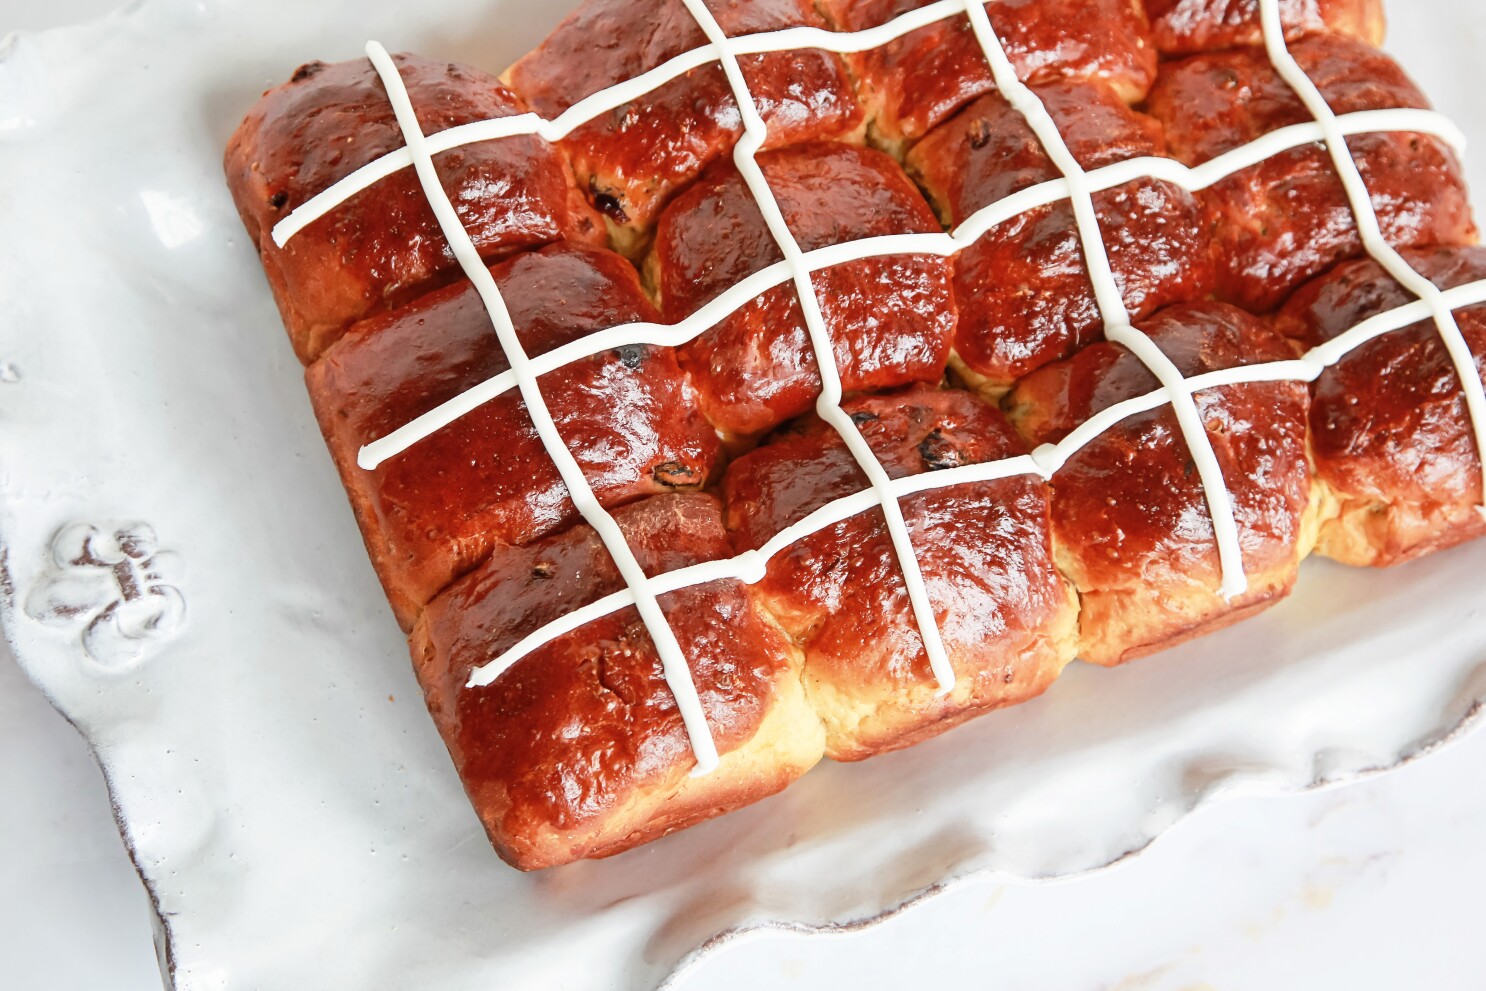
[726,0,968,55]
[1258,0,1486,516]
[271,0,969,247]
[356,255,802,469]
[357,109,1462,470]
[1183,110,1466,184]
[464,587,638,691]
[276,104,1459,251]
[463,274,1486,690]
[273,145,413,246]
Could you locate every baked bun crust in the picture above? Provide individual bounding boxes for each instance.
[307,243,719,627]
[1148,34,1476,313]
[909,80,1212,393]
[819,0,1156,154]
[412,494,824,871]
[1143,0,1385,55]
[1006,303,1316,665]
[504,0,861,249]
[656,143,956,439]
[1275,246,1486,566]
[225,54,602,362]
[724,386,1078,759]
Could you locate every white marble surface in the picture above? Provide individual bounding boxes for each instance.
[5,1,1486,988]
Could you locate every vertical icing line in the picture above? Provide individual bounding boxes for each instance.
[960,0,1250,600]
[1257,0,1486,516]
[361,42,721,776]
[677,0,958,695]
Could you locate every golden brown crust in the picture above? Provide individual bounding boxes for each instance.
[1310,491,1485,568]
[504,0,862,242]
[909,81,1212,390]
[1148,34,1477,313]
[306,243,719,628]
[819,0,1156,153]
[656,143,956,439]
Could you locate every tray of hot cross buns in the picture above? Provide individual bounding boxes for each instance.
[2,0,1485,988]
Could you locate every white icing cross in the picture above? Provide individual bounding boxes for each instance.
[276,1,977,249]
[294,1,1486,775]
[464,277,1486,692]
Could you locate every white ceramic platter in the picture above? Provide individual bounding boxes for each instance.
[2,2,1486,988]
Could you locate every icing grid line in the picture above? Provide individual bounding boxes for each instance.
[363,43,723,775]
[678,0,957,694]
[1258,0,1486,515]
[353,105,1466,471]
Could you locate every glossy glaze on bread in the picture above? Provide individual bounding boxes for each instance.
[1005,303,1317,664]
[307,243,719,626]
[1148,33,1476,312]
[505,0,863,249]
[819,0,1156,151]
[226,0,1484,869]
[1274,246,1486,565]
[725,386,1078,758]
[225,54,604,362]
[657,143,956,438]
[909,79,1213,392]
